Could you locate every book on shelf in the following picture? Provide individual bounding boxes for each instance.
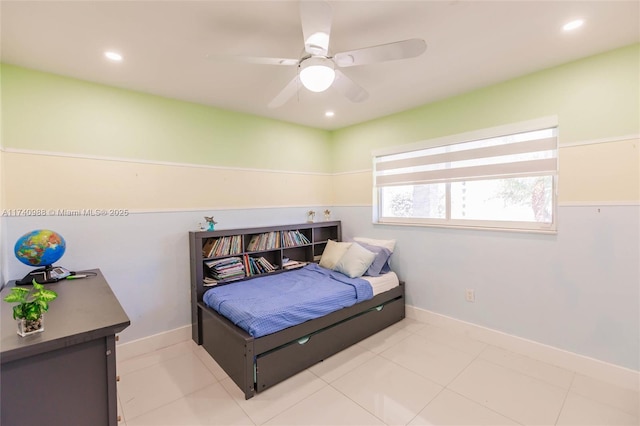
[247,234,260,251]
[282,230,311,247]
[256,256,277,272]
[244,254,277,276]
[242,254,251,276]
[203,277,218,287]
[282,259,308,270]
[202,238,216,258]
[246,231,281,252]
[205,256,245,281]
[203,235,243,258]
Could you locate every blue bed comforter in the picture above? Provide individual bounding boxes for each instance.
[202,263,373,337]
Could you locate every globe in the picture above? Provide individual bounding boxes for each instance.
[14,229,66,267]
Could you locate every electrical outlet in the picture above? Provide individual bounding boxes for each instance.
[465,288,475,302]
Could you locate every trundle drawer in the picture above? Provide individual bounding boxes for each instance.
[255,297,404,391]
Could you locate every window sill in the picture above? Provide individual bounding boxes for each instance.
[374,220,557,235]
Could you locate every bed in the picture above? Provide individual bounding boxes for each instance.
[190,225,405,400]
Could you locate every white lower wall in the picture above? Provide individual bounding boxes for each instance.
[406,305,639,391]
[5,204,638,374]
[334,204,640,372]
[3,206,329,343]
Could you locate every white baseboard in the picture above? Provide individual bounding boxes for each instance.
[116,325,191,362]
[115,308,639,392]
[405,305,639,391]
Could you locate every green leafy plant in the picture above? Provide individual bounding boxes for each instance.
[3,279,58,321]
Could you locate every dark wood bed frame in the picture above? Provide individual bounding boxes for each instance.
[190,223,405,399]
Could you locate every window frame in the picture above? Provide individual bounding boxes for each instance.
[372,117,558,233]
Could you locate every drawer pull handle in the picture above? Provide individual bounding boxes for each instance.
[375,305,384,312]
[116,375,121,382]
[297,336,311,345]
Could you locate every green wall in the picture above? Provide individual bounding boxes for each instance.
[3,43,638,175]
[1,64,332,173]
[329,43,640,173]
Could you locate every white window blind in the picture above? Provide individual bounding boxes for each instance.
[375,129,557,187]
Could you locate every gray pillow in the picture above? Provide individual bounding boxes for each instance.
[354,242,392,276]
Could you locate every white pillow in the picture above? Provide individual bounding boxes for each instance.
[319,240,352,270]
[353,237,396,253]
[334,243,376,278]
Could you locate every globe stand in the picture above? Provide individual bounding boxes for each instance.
[16,265,71,285]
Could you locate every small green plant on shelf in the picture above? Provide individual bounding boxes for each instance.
[3,279,58,336]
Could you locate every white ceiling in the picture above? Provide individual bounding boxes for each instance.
[1,1,638,130]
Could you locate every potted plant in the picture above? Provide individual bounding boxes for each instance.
[3,280,58,336]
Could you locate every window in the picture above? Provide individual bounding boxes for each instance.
[374,118,558,232]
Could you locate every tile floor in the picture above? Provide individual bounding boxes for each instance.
[116,318,639,425]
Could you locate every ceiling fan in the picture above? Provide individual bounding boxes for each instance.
[208,0,427,108]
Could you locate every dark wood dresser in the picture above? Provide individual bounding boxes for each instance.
[1,269,130,426]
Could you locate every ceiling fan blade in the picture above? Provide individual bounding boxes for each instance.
[206,54,298,66]
[268,75,301,109]
[333,70,368,103]
[300,0,332,56]
[334,38,427,67]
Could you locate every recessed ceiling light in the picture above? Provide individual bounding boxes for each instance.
[563,19,584,32]
[104,51,123,61]
[325,111,335,117]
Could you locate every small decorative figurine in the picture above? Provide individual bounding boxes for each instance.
[324,209,331,221]
[307,210,316,223]
[204,216,218,231]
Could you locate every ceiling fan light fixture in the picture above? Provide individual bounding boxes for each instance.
[299,56,335,92]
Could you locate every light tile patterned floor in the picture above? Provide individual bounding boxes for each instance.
[117,319,639,425]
